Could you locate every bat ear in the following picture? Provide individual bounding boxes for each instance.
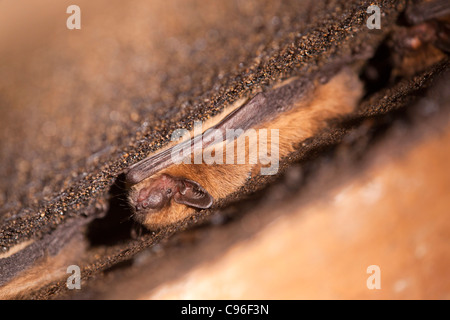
[174,178,213,209]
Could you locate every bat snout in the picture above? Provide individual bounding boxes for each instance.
[134,186,168,212]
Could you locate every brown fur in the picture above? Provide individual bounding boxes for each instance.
[129,69,363,229]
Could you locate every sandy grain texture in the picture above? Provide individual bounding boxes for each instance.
[1,0,449,299]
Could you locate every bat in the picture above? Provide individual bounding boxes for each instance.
[391,0,450,77]
[3,0,450,300]
[126,1,450,231]
[126,68,363,230]
[362,0,450,95]
[404,0,450,55]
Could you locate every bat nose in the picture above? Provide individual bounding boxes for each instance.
[136,188,166,211]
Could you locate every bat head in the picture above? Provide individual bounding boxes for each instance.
[128,173,213,229]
